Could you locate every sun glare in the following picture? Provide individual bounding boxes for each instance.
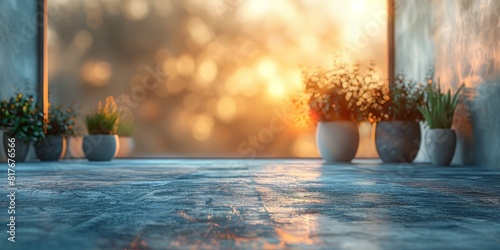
[351,0,366,13]
[267,79,286,99]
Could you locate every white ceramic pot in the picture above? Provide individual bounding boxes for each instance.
[116,137,134,158]
[316,121,359,163]
[425,129,456,166]
[83,135,119,161]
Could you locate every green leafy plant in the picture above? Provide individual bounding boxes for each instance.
[116,122,134,137]
[299,59,385,123]
[86,96,120,134]
[0,93,45,142]
[418,79,464,129]
[378,74,426,122]
[44,104,78,136]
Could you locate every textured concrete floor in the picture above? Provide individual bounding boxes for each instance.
[1,159,500,250]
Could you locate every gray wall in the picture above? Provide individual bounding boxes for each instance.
[395,0,500,167]
[0,0,41,161]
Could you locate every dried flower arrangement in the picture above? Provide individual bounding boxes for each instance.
[377,73,426,123]
[297,59,386,124]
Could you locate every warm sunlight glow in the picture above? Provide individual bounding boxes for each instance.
[257,57,278,79]
[176,54,195,77]
[216,96,237,122]
[351,0,366,13]
[81,60,112,86]
[267,79,285,99]
[124,0,150,20]
[191,114,214,141]
[187,17,213,45]
[255,165,322,247]
[197,59,218,84]
[292,134,318,157]
[50,0,388,157]
[225,67,258,97]
[163,57,178,77]
[183,94,201,111]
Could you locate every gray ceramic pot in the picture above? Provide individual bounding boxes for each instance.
[317,121,359,163]
[35,135,66,161]
[2,133,30,162]
[375,121,421,163]
[83,135,118,161]
[425,129,456,166]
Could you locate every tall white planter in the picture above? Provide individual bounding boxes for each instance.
[317,121,359,163]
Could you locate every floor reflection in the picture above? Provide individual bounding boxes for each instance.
[12,160,500,250]
[253,163,323,248]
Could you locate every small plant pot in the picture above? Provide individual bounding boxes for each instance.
[317,121,359,163]
[116,137,134,158]
[425,129,456,166]
[375,121,421,163]
[83,135,118,161]
[2,133,31,162]
[35,135,66,161]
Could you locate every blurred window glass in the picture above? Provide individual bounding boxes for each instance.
[48,0,388,158]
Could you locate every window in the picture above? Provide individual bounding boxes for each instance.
[48,0,388,158]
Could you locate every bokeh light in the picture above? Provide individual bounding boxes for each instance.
[73,30,93,50]
[187,17,214,46]
[123,0,150,20]
[191,114,215,141]
[176,54,196,77]
[81,60,112,86]
[197,59,218,84]
[216,96,237,122]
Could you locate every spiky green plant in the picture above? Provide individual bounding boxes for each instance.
[418,79,464,129]
[86,96,120,135]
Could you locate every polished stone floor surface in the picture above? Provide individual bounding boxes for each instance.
[1,159,500,250]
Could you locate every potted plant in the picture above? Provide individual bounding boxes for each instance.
[300,60,381,162]
[116,121,135,158]
[374,74,425,163]
[83,96,120,161]
[35,105,77,161]
[0,93,45,162]
[418,79,464,166]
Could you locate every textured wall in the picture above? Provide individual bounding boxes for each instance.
[473,82,500,167]
[0,0,39,97]
[0,0,41,161]
[395,0,500,167]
